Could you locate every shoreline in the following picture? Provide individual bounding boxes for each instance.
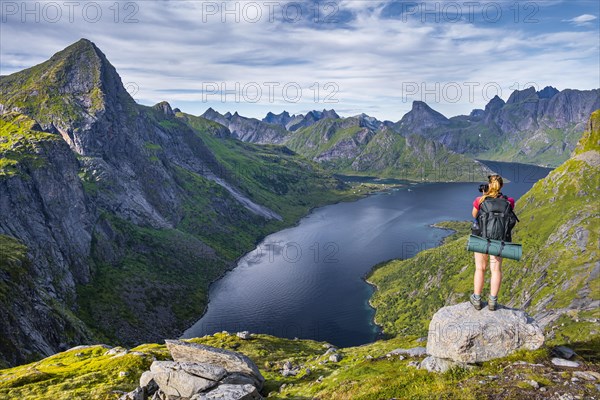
[179,180,401,339]
[362,219,467,340]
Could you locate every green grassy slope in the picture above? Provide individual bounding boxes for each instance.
[2,332,598,400]
[0,112,62,176]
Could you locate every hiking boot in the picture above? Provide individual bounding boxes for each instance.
[488,296,498,311]
[470,294,482,310]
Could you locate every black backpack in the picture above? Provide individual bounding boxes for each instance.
[476,195,519,242]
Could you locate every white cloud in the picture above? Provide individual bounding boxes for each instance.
[564,14,598,26]
[0,1,598,121]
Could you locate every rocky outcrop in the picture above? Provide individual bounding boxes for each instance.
[121,341,264,400]
[424,302,544,369]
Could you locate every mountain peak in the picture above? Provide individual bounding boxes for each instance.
[0,38,135,154]
[395,101,448,134]
[153,101,174,116]
[537,86,559,99]
[507,87,538,104]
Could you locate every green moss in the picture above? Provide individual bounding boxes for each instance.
[0,113,61,176]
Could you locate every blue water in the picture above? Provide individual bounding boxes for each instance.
[183,161,552,347]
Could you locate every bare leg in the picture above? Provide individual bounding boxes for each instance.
[474,252,488,295]
[489,255,503,297]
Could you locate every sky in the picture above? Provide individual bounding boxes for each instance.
[1,0,599,121]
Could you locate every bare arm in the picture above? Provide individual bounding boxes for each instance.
[472,207,478,219]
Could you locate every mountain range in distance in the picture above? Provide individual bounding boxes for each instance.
[202,85,599,170]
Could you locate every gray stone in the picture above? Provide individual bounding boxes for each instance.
[573,370,600,381]
[106,347,129,356]
[553,346,576,359]
[551,358,580,368]
[165,340,264,389]
[426,302,544,363]
[150,361,227,381]
[139,371,159,396]
[281,369,297,377]
[528,380,540,389]
[237,331,252,340]
[387,347,427,357]
[193,384,262,400]
[221,372,259,386]
[283,361,293,370]
[419,356,464,373]
[408,361,420,368]
[151,369,218,398]
[324,348,337,355]
[118,387,145,400]
[329,353,342,363]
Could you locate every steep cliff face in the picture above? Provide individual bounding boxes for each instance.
[0,39,347,367]
[368,110,600,341]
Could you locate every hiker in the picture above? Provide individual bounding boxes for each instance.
[469,174,515,311]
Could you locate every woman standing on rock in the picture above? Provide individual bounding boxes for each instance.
[470,174,515,311]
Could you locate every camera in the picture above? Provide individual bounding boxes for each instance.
[478,183,489,193]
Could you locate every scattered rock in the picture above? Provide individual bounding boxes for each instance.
[556,393,575,400]
[192,384,262,399]
[323,343,336,349]
[419,356,464,373]
[119,371,130,377]
[281,369,297,377]
[119,387,145,400]
[324,348,337,355]
[329,353,343,363]
[386,347,427,357]
[106,347,129,357]
[416,337,427,343]
[166,340,264,389]
[551,358,580,368]
[305,368,311,376]
[386,353,404,360]
[237,331,252,340]
[408,361,420,368]
[553,346,576,359]
[527,380,540,389]
[283,361,293,370]
[426,302,544,363]
[573,370,600,381]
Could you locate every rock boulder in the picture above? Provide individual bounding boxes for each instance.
[426,302,544,364]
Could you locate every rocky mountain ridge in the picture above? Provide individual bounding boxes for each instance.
[0,39,349,367]
[204,86,598,169]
